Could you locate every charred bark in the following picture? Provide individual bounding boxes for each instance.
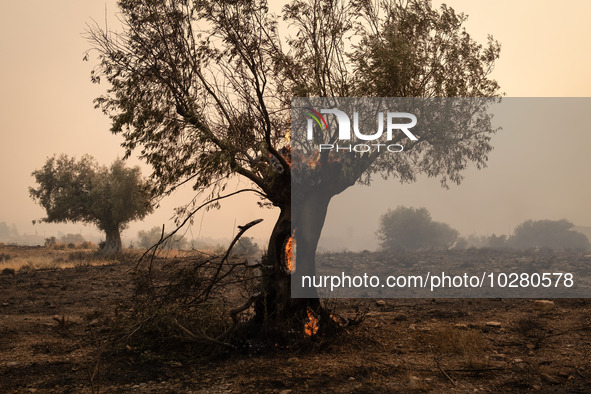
[255,204,292,322]
[254,190,332,328]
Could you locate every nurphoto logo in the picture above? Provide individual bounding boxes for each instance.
[304,107,418,153]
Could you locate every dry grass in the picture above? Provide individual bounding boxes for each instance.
[425,325,489,369]
[431,326,487,354]
[1,254,115,271]
[0,244,220,272]
[0,245,117,271]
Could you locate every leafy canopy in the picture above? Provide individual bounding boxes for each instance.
[30,155,153,232]
[87,0,501,210]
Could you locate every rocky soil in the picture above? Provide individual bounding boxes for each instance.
[1,245,591,392]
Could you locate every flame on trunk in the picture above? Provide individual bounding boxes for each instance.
[285,233,296,273]
[305,307,319,336]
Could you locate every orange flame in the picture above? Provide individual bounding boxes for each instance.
[285,234,296,273]
[305,307,319,336]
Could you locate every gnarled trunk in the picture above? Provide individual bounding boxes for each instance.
[101,227,122,256]
[255,204,293,321]
[255,191,332,325]
[291,191,332,298]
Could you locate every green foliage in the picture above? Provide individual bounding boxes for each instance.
[348,1,500,97]
[509,219,590,251]
[377,206,459,251]
[30,155,153,247]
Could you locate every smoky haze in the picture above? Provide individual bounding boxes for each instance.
[318,99,591,251]
[1,1,591,249]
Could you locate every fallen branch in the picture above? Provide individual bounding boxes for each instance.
[172,318,234,349]
[217,294,260,342]
[429,345,455,386]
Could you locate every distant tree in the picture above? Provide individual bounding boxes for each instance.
[60,233,86,245]
[44,236,57,249]
[509,219,590,251]
[377,206,459,251]
[232,237,260,257]
[137,226,188,250]
[30,155,153,255]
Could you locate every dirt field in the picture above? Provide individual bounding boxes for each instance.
[1,245,591,393]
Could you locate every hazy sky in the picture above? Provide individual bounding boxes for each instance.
[1,1,590,249]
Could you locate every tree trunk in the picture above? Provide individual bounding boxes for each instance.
[255,204,293,322]
[101,227,122,256]
[255,191,332,326]
[291,191,332,298]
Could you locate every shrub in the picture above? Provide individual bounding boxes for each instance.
[45,236,57,248]
[137,226,188,250]
[377,206,459,251]
[453,234,508,250]
[79,240,97,250]
[508,219,590,251]
[231,237,260,257]
[60,233,85,245]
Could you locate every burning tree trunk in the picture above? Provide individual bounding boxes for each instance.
[254,190,331,334]
[256,204,292,321]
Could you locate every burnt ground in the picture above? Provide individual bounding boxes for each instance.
[1,245,591,393]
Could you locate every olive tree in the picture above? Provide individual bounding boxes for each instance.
[87,0,500,320]
[30,155,153,255]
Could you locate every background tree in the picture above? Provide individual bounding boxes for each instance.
[232,236,261,257]
[509,219,590,251]
[137,225,188,250]
[87,0,500,321]
[30,155,153,255]
[60,233,86,245]
[377,206,459,251]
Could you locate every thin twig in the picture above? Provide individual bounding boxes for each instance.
[138,188,266,268]
[429,345,456,386]
[200,219,263,301]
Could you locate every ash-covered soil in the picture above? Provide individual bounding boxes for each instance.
[1,245,591,393]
